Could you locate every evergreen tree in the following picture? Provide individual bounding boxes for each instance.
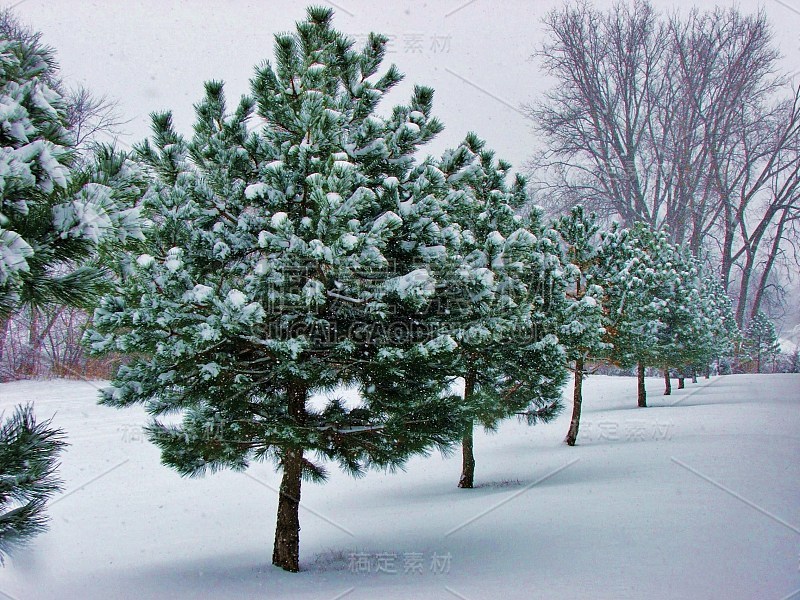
[597,222,676,407]
[743,311,780,373]
[434,133,566,487]
[1,29,72,314]
[789,348,799,373]
[0,404,66,563]
[553,205,607,445]
[0,26,142,318]
[694,273,740,377]
[0,18,140,558]
[654,248,706,395]
[88,7,466,572]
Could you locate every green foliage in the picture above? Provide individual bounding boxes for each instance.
[0,31,73,315]
[591,221,739,377]
[0,24,145,318]
[596,222,676,369]
[0,14,140,563]
[88,6,466,483]
[652,249,706,369]
[0,404,66,563]
[694,274,740,368]
[742,311,780,373]
[552,205,608,365]
[430,133,567,428]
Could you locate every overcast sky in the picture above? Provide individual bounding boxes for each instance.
[10,0,800,171]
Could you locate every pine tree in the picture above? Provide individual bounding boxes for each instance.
[0,30,72,314]
[0,18,139,558]
[553,206,607,445]
[694,273,740,377]
[598,222,677,407]
[434,133,566,487]
[0,18,144,378]
[653,248,706,395]
[88,7,466,572]
[743,311,780,373]
[0,404,66,563]
[0,27,142,318]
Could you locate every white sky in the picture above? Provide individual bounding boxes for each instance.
[10,0,800,171]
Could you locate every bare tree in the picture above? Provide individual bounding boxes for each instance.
[710,86,800,326]
[1,306,117,381]
[528,1,668,227]
[65,85,129,157]
[527,1,800,326]
[1,9,128,156]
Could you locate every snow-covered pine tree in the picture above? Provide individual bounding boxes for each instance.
[789,348,800,373]
[680,267,739,381]
[0,404,66,563]
[553,205,607,445]
[743,311,780,373]
[0,29,142,319]
[88,7,465,572]
[652,247,706,395]
[0,30,70,314]
[597,222,676,407]
[0,19,140,557]
[433,133,566,487]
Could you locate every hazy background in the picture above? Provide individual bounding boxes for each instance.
[10,0,800,168]
[9,0,800,335]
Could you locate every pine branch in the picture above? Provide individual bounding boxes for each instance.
[0,404,67,563]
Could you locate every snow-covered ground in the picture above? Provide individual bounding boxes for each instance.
[1,374,798,599]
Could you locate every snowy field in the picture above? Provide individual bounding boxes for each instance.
[1,374,798,599]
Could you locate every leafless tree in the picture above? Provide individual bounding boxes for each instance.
[527,1,800,327]
[1,306,116,382]
[527,1,668,226]
[709,86,800,325]
[65,85,129,158]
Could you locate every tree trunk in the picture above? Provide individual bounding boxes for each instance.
[637,362,647,407]
[705,365,710,379]
[750,208,789,321]
[458,370,477,488]
[663,368,671,395]
[735,249,755,329]
[18,308,61,378]
[691,368,698,384]
[566,356,584,446]
[720,202,736,293]
[458,420,475,489]
[677,376,685,389]
[0,318,8,370]
[272,383,307,572]
[273,448,303,572]
[19,307,39,376]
